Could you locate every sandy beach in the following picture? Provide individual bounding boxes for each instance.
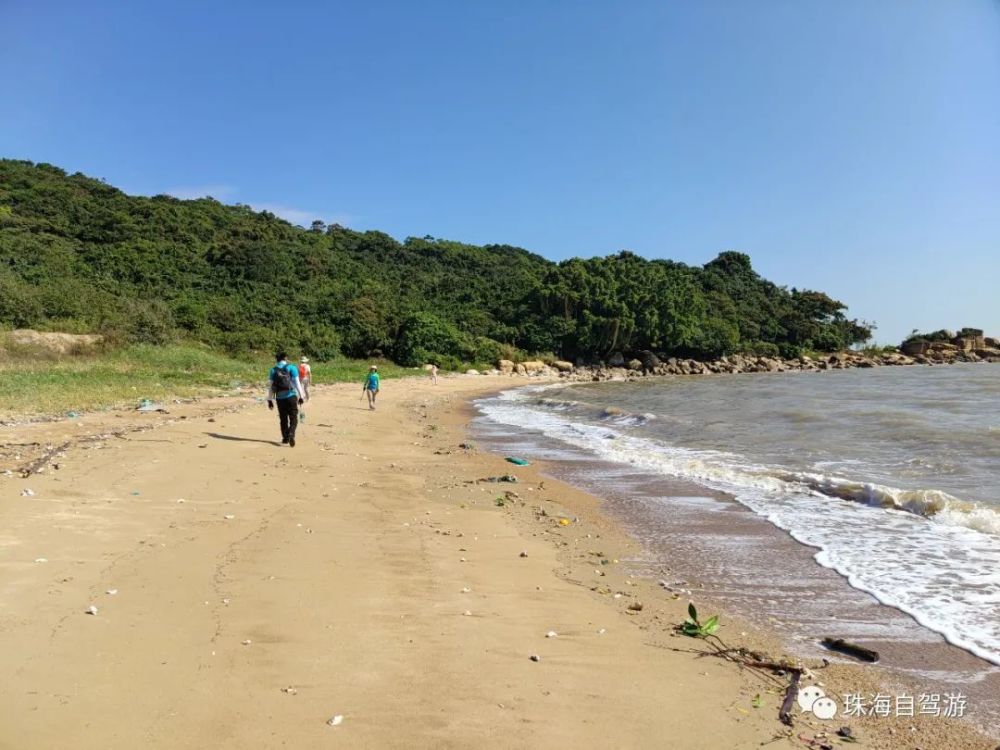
[0,376,994,749]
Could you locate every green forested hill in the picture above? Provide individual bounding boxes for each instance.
[0,159,871,366]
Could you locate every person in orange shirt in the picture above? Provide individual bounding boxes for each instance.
[299,356,312,401]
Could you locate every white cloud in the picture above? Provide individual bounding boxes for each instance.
[165,184,237,201]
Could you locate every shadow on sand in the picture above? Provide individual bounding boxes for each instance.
[204,432,283,447]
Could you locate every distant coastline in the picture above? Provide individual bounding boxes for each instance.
[473,328,1000,382]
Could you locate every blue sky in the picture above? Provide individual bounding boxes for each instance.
[2,1,998,343]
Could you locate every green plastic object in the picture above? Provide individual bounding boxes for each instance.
[505,456,530,466]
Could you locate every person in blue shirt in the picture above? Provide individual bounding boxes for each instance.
[363,365,380,410]
[267,351,306,446]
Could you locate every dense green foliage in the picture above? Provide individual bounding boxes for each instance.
[0,159,872,363]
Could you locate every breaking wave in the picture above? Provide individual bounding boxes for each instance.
[476,385,1000,666]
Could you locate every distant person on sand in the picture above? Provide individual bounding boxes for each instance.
[429,363,438,385]
[299,356,312,401]
[363,365,380,410]
[267,351,305,446]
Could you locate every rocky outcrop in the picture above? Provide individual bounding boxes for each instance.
[903,330,993,360]
[494,337,1000,383]
[901,340,930,356]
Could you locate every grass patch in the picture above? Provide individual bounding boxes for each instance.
[0,342,409,418]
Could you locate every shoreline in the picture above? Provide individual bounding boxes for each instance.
[0,376,995,748]
[465,381,1000,747]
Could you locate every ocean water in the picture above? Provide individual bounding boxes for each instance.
[474,364,1000,668]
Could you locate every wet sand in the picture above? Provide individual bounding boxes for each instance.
[0,376,994,749]
[472,411,1000,738]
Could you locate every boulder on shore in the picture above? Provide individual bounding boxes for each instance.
[552,360,574,372]
[638,350,660,370]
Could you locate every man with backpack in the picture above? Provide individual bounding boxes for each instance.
[267,351,306,446]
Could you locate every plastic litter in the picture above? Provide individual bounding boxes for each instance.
[505,456,530,466]
[21,488,35,497]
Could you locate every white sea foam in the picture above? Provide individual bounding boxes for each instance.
[476,387,1000,666]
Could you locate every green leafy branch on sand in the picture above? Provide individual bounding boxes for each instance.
[673,601,820,730]
[679,602,720,638]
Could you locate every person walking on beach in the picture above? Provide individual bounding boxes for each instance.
[429,363,438,385]
[268,351,305,446]
[363,365,380,410]
[299,356,312,401]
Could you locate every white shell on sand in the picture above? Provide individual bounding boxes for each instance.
[241,639,252,645]
[106,589,118,595]
[85,605,98,615]
[327,715,343,726]
[545,631,558,638]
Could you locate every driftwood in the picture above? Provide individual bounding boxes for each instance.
[821,637,880,663]
[689,640,807,725]
[778,669,801,725]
